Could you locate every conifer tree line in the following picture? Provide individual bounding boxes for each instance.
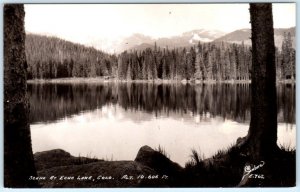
[117,42,252,81]
[279,32,296,80]
[26,33,295,81]
[26,34,117,79]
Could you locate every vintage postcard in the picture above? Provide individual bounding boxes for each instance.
[3,3,296,188]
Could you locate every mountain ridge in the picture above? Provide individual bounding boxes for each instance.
[214,27,296,49]
[27,27,295,54]
[121,27,295,52]
[85,29,225,53]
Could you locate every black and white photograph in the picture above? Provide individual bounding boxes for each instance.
[3,2,296,188]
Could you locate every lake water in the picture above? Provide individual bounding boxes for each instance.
[29,82,296,166]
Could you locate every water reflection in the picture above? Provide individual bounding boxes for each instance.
[30,105,295,166]
[28,82,296,166]
[28,83,295,124]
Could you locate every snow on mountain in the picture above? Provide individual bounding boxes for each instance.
[214,27,295,49]
[84,27,296,53]
[190,33,213,43]
[83,29,226,53]
[31,27,295,54]
[120,29,226,52]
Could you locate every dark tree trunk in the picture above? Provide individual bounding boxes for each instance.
[246,3,278,161]
[4,4,38,187]
[237,4,279,187]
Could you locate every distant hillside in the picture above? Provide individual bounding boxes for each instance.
[214,29,250,42]
[130,43,155,51]
[122,27,295,52]
[115,29,225,52]
[214,27,296,49]
[25,33,117,79]
[25,31,295,83]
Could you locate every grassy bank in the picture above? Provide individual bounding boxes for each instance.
[182,144,295,187]
[33,144,295,187]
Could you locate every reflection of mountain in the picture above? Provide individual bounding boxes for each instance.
[28,83,295,124]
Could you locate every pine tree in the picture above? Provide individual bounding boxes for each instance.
[239,2,278,162]
[4,4,38,187]
[194,50,203,80]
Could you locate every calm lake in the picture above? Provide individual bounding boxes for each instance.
[29,82,295,166]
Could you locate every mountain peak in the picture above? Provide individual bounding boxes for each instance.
[214,27,295,49]
[117,29,226,53]
[83,27,295,53]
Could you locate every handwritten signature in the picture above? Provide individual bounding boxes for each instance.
[242,161,265,181]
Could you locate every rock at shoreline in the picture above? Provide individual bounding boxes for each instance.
[135,145,183,186]
[36,161,167,187]
[34,149,101,171]
[35,149,71,159]
[33,149,168,187]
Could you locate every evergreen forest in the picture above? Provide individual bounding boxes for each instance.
[26,33,295,81]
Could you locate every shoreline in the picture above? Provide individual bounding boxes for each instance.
[33,144,295,187]
[27,77,296,84]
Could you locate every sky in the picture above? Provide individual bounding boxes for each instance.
[24,3,296,50]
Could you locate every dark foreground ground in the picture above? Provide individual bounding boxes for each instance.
[33,145,295,188]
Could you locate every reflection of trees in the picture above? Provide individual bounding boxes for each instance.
[28,83,295,124]
[277,84,295,124]
[29,84,116,123]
